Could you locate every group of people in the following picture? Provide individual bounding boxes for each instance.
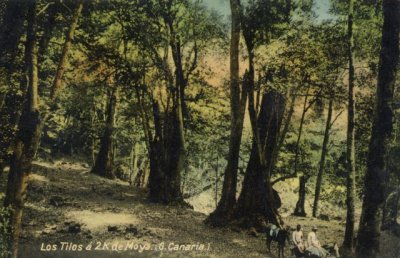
[292,224,329,258]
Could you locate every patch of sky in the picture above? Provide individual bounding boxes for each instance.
[200,0,336,22]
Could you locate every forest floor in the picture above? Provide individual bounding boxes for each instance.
[0,159,399,258]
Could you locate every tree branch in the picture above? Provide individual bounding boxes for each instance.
[271,172,297,186]
[329,109,344,130]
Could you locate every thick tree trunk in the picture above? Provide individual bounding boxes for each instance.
[3,4,40,258]
[163,101,185,202]
[148,140,164,197]
[234,28,285,227]
[3,4,82,257]
[148,17,187,204]
[343,0,356,252]
[168,37,187,203]
[293,175,309,217]
[235,91,285,227]
[91,88,117,179]
[147,95,185,204]
[266,90,296,183]
[207,0,246,224]
[148,99,166,201]
[355,1,399,257]
[313,97,334,217]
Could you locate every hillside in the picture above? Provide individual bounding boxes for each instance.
[0,159,398,258]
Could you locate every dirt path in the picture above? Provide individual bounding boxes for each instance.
[0,160,398,258]
[1,161,271,258]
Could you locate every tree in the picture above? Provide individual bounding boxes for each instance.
[235,90,286,226]
[233,0,290,227]
[207,0,247,225]
[118,0,223,203]
[292,87,315,217]
[343,0,356,252]
[355,0,399,257]
[0,0,67,174]
[3,2,83,257]
[312,24,347,218]
[91,87,118,179]
[264,26,331,217]
[312,96,333,217]
[3,3,40,256]
[145,1,210,203]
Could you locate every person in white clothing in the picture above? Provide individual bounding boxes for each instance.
[307,226,328,258]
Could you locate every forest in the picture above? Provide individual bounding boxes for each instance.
[0,0,399,257]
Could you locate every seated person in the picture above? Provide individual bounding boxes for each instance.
[292,224,305,253]
[307,226,329,258]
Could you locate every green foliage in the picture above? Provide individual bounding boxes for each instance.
[0,0,392,210]
[0,207,11,257]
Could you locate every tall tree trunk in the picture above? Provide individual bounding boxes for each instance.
[170,68,185,203]
[147,4,200,204]
[207,0,246,224]
[355,0,399,257]
[91,88,117,179]
[152,19,187,204]
[235,90,285,227]
[3,4,82,257]
[292,88,312,217]
[313,97,334,217]
[234,29,285,227]
[343,0,356,252]
[145,86,183,204]
[3,3,39,257]
[163,100,185,202]
[293,88,310,177]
